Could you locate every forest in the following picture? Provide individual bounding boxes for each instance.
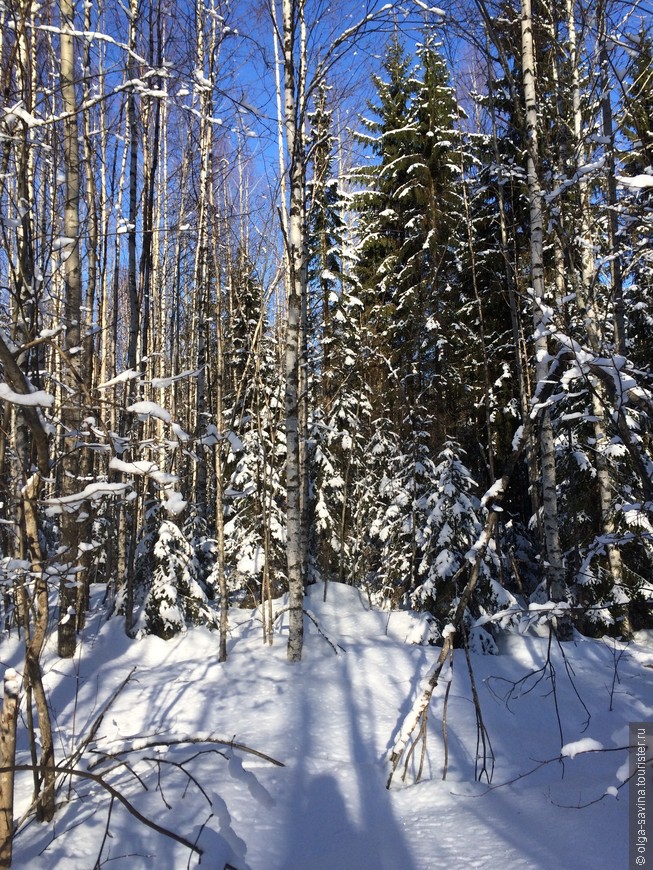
[0,0,652,866]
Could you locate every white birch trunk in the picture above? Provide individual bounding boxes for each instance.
[520,0,568,622]
[58,0,84,657]
[281,0,305,661]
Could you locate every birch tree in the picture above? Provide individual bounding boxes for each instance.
[57,0,86,658]
[0,0,56,827]
[277,0,306,661]
[520,0,570,634]
[273,0,403,659]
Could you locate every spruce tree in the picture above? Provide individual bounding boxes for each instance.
[622,28,653,176]
[143,520,215,639]
[222,255,287,608]
[353,31,464,439]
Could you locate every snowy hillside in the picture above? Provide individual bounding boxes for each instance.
[3,582,647,869]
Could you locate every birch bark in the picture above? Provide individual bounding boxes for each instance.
[280,0,306,661]
[520,0,569,631]
[58,0,85,657]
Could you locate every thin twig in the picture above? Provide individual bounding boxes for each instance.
[93,795,115,869]
[461,622,495,784]
[66,668,138,773]
[274,605,345,653]
[451,744,631,798]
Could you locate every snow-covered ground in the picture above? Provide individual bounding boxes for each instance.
[2,582,648,869]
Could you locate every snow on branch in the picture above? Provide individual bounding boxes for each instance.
[616,174,653,189]
[42,481,131,513]
[97,368,141,390]
[127,400,172,424]
[150,368,202,388]
[0,382,54,408]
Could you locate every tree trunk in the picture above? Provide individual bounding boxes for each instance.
[58,0,85,658]
[564,0,626,634]
[0,670,19,869]
[0,336,56,822]
[520,0,569,634]
[281,0,306,661]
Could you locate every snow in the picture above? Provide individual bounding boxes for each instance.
[0,382,55,407]
[616,174,653,189]
[171,422,189,441]
[3,668,20,698]
[109,456,159,476]
[108,456,177,487]
[3,582,645,869]
[52,236,76,250]
[42,481,130,512]
[164,489,187,516]
[97,368,141,389]
[150,368,202,388]
[127,400,172,423]
[2,102,41,128]
[561,738,604,758]
[481,477,506,508]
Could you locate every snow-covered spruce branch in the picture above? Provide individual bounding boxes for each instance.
[1,763,202,858]
[274,606,345,654]
[527,336,653,500]
[505,336,653,524]
[573,347,650,472]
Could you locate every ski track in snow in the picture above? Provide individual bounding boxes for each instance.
[2,581,649,869]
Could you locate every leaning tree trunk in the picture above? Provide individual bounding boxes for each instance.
[387,354,576,786]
